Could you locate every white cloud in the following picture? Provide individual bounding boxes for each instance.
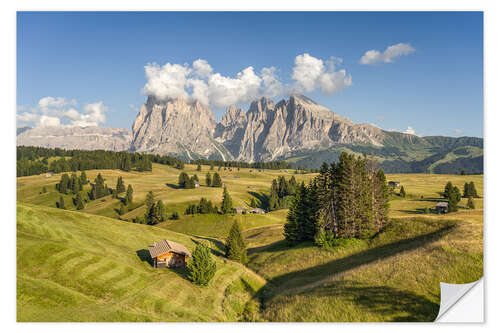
[403,126,416,135]
[142,54,352,108]
[291,54,351,94]
[16,96,108,128]
[360,43,415,65]
[454,129,464,135]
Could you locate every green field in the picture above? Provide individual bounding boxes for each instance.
[17,163,483,322]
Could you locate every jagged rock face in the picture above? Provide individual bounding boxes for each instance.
[131,96,225,159]
[16,126,132,151]
[216,95,385,162]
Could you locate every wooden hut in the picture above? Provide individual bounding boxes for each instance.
[388,181,400,188]
[148,239,191,268]
[435,202,449,214]
[233,206,247,214]
[249,208,265,214]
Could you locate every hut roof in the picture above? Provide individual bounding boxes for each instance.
[148,239,191,258]
[436,202,449,208]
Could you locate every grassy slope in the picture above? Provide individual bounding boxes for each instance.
[17,203,265,322]
[17,165,484,322]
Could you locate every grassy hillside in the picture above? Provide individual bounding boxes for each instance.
[17,163,483,322]
[17,203,265,322]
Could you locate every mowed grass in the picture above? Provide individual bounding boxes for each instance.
[17,167,483,322]
[17,203,265,322]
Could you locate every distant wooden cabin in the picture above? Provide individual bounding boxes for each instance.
[435,202,449,214]
[148,239,191,268]
[45,172,54,178]
[194,180,200,188]
[388,181,400,188]
[233,206,247,214]
[249,208,265,214]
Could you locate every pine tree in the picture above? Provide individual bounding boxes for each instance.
[467,197,475,209]
[58,196,65,209]
[178,172,190,188]
[448,186,461,212]
[125,184,133,205]
[469,182,479,198]
[221,186,233,214]
[58,174,70,194]
[187,243,217,286]
[116,176,126,193]
[145,191,155,211]
[210,164,214,171]
[205,172,212,187]
[197,164,202,171]
[76,192,84,210]
[119,202,128,215]
[70,173,79,194]
[91,173,106,199]
[399,186,406,199]
[80,171,88,185]
[212,172,222,187]
[463,182,470,198]
[156,200,167,222]
[372,169,390,232]
[250,197,257,208]
[443,181,453,199]
[225,222,248,264]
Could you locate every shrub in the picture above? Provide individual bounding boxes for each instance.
[170,211,180,220]
[187,243,217,286]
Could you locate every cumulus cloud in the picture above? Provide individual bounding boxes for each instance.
[360,43,415,65]
[16,97,108,128]
[403,126,416,135]
[142,54,352,108]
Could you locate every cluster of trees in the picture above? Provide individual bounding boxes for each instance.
[268,176,298,211]
[463,182,479,198]
[17,146,185,177]
[284,153,390,246]
[178,172,199,188]
[185,198,218,215]
[56,171,87,195]
[132,191,167,225]
[442,181,478,213]
[205,172,222,187]
[190,158,292,170]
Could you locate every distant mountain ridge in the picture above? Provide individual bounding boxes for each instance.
[16,95,483,173]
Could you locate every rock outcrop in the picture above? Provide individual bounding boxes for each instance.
[16,126,132,151]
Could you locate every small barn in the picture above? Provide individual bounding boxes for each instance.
[435,202,449,214]
[388,181,400,188]
[45,172,54,178]
[148,239,191,268]
[250,208,265,214]
[233,206,247,214]
[194,180,200,188]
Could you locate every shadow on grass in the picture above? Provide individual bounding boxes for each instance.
[256,223,456,309]
[166,183,182,189]
[307,280,439,321]
[136,249,153,267]
[248,191,270,210]
[190,236,226,257]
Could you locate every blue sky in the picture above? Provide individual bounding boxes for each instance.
[17,11,483,137]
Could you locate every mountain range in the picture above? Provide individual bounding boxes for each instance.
[17,95,483,173]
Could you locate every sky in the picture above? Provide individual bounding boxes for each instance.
[16,11,483,137]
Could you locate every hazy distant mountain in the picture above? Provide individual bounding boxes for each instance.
[16,95,483,173]
[17,126,132,152]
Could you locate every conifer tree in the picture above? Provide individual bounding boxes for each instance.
[80,171,88,185]
[225,221,248,264]
[91,173,106,199]
[125,184,133,205]
[467,197,475,209]
[145,191,155,211]
[58,196,66,209]
[210,163,214,171]
[399,186,406,199]
[250,197,257,208]
[58,174,70,194]
[197,164,202,171]
[187,243,217,286]
[155,200,167,222]
[469,182,479,198]
[221,186,233,214]
[76,192,85,210]
[205,172,212,187]
[443,181,453,199]
[448,186,461,213]
[212,172,222,187]
[116,176,126,194]
[119,202,128,215]
[463,182,470,198]
[178,172,190,188]
[70,173,79,194]
[42,186,47,193]
[372,169,390,232]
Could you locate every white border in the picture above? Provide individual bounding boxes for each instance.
[2,1,498,332]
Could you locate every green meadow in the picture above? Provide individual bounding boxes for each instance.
[17,163,483,322]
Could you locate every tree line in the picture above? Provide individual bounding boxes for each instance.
[190,158,292,170]
[17,146,185,177]
[284,153,390,247]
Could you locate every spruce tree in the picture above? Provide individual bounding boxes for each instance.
[372,169,390,232]
[210,164,214,171]
[125,184,133,205]
[212,172,222,187]
[156,200,167,222]
[178,172,190,188]
[399,186,406,199]
[448,186,461,213]
[197,164,202,171]
[206,172,212,186]
[145,191,155,211]
[250,197,257,208]
[70,173,79,194]
[58,174,70,194]
[119,202,128,215]
[116,176,126,194]
[76,192,84,210]
[225,221,248,264]
[221,186,233,214]
[58,196,66,209]
[443,181,453,199]
[80,171,88,185]
[467,197,475,209]
[469,182,479,198]
[463,182,470,198]
[187,243,217,286]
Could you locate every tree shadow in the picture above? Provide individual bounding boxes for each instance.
[166,183,181,189]
[248,191,270,210]
[307,280,439,321]
[256,223,456,304]
[169,266,190,280]
[190,236,226,257]
[136,249,153,267]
